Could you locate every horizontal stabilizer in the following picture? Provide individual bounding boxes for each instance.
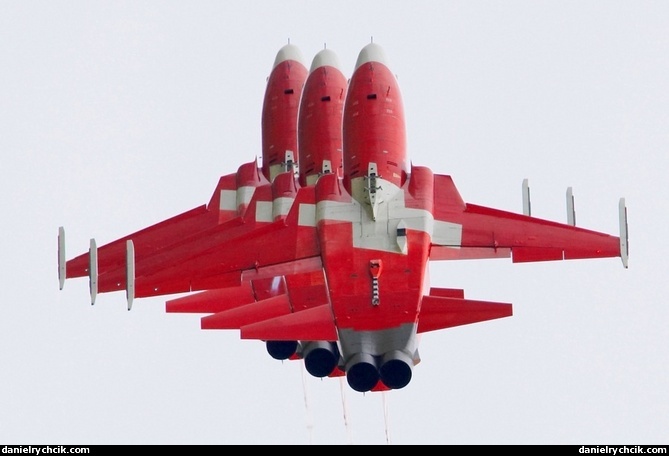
[417,295,512,334]
[201,294,291,330]
[166,282,256,313]
[241,304,337,341]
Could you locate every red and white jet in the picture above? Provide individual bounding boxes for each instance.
[58,43,629,393]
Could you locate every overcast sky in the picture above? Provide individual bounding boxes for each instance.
[2,1,668,445]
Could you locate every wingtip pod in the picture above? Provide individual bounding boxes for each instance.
[58,226,66,290]
[89,238,98,305]
[126,240,135,311]
[619,197,629,268]
[522,178,531,216]
[566,187,576,226]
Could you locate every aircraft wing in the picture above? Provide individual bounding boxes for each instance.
[59,171,322,307]
[429,174,629,267]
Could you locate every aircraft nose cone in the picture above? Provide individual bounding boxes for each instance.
[310,48,343,72]
[272,43,306,69]
[354,42,389,70]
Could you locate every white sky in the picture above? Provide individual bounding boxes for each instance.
[2,0,668,445]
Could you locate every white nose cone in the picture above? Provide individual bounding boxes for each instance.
[310,48,343,72]
[273,43,306,69]
[354,42,388,70]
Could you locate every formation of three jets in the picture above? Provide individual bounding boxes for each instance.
[58,42,628,393]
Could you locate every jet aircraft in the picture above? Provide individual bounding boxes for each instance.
[58,43,629,393]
